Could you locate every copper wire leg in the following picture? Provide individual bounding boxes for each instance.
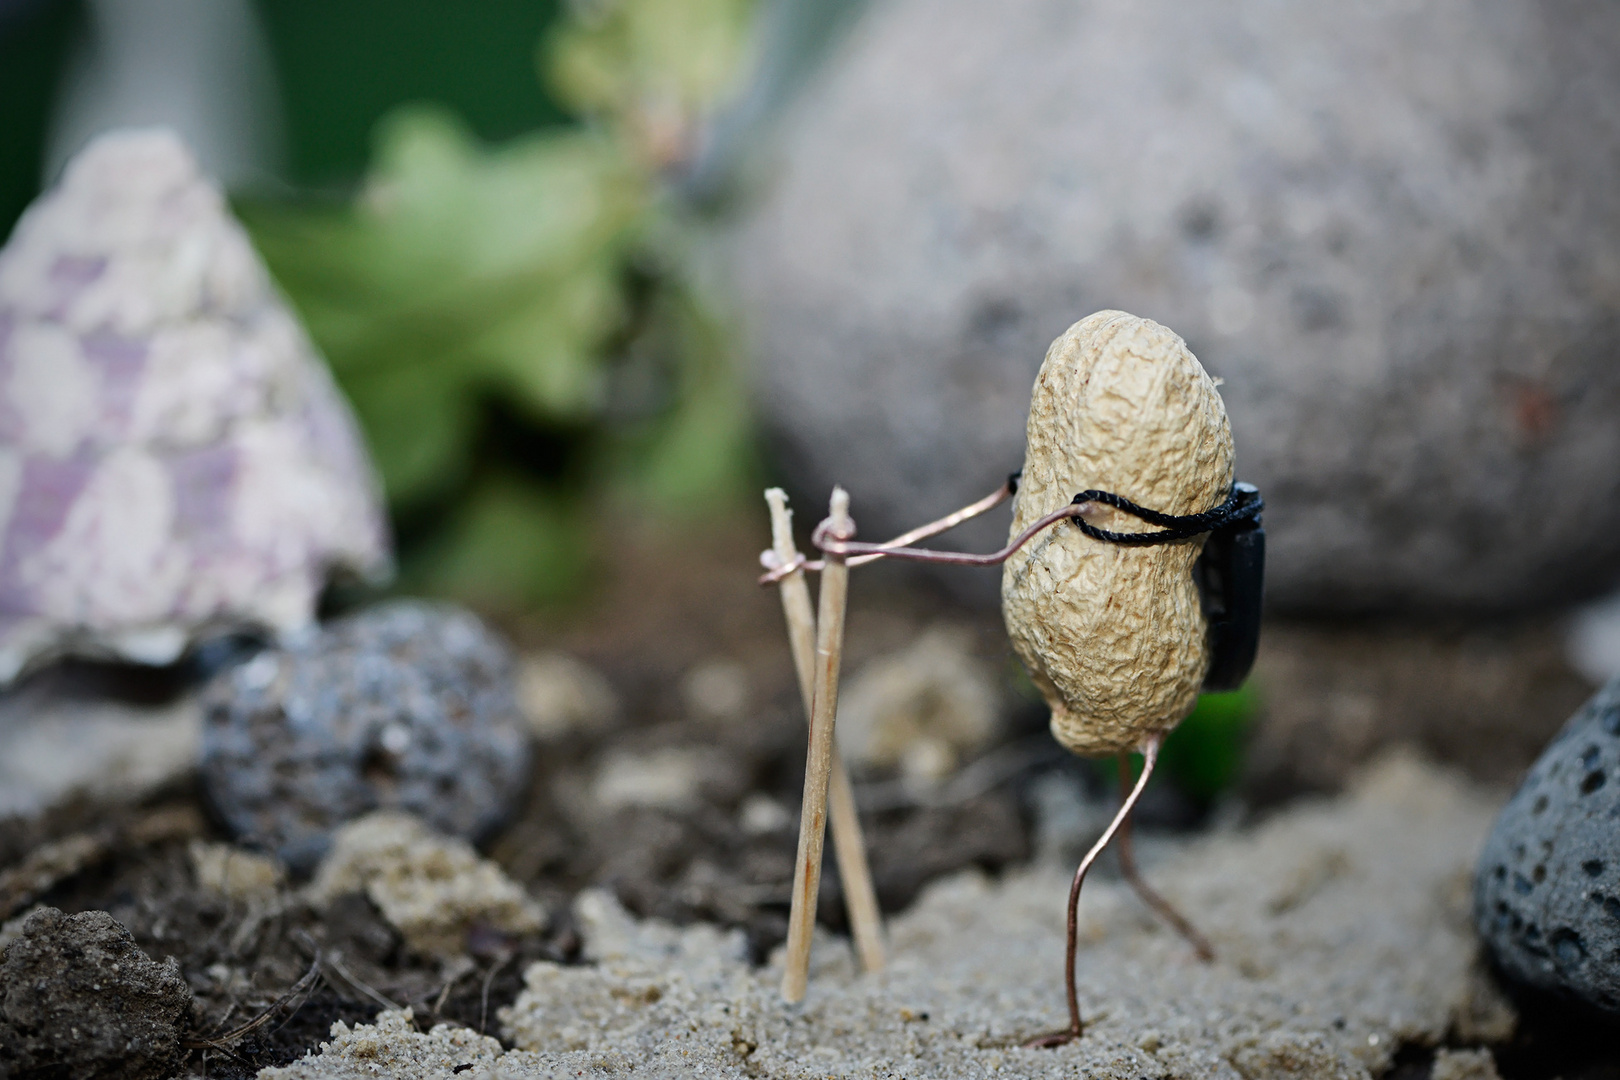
[1024,735,1164,1049]
[1115,754,1215,963]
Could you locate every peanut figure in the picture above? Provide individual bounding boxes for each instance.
[1004,310,1233,756]
[765,311,1262,1039]
[1005,310,1238,1045]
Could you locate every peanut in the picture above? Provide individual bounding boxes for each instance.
[1002,311,1234,757]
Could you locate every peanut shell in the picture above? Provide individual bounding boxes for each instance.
[1001,311,1233,757]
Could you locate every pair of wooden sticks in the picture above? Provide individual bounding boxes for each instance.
[762,475,1041,1001]
[764,487,885,1000]
[763,480,1216,1034]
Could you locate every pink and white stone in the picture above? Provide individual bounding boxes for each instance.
[0,129,390,682]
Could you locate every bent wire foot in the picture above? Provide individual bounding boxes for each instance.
[1023,735,1164,1049]
[1116,754,1215,963]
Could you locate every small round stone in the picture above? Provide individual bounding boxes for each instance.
[1475,678,1620,1015]
[199,600,531,873]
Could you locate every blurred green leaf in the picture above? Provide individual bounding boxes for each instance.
[242,0,763,608]
[605,277,755,511]
[244,105,647,506]
[341,362,478,509]
[544,0,755,164]
[404,472,591,608]
[1157,683,1259,801]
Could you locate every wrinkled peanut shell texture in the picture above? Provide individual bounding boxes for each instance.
[1002,311,1234,758]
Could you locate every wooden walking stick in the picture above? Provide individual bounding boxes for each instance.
[779,486,854,1002]
[764,488,886,976]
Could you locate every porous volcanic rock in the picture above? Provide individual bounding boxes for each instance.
[734,0,1620,613]
[200,600,531,873]
[0,907,192,1080]
[0,128,388,681]
[1475,678,1620,1015]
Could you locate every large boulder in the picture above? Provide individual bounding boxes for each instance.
[0,129,389,680]
[734,0,1620,613]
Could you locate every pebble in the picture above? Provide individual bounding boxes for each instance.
[199,599,531,873]
[516,651,618,739]
[0,907,192,1080]
[1567,588,1620,685]
[680,657,751,723]
[306,811,546,961]
[188,840,285,902]
[836,626,1000,788]
[738,792,793,836]
[1474,677,1620,1015]
[591,746,722,812]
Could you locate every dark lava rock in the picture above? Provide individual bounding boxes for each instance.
[1475,677,1620,1015]
[0,907,192,1080]
[200,600,531,873]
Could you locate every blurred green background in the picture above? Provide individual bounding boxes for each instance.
[0,0,763,608]
[1,1,574,227]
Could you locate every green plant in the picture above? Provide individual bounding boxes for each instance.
[1151,682,1258,801]
[243,0,758,607]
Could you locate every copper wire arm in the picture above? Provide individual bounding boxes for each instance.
[758,475,1018,584]
[849,476,1018,561]
[814,500,1087,567]
[759,478,1261,585]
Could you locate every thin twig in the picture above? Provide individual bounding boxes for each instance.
[429,956,476,1017]
[479,952,512,1035]
[323,952,401,1013]
[183,953,322,1050]
[766,488,886,976]
[781,487,854,1003]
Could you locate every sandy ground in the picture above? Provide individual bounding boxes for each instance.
[263,752,1513,1080]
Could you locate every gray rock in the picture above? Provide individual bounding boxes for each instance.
[734,0,1620,613]
[0,907,192,1080]
[199,600,531,873]
[0,668,200,818]
[0,128,390,681]
[1475,678,1620,1015]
